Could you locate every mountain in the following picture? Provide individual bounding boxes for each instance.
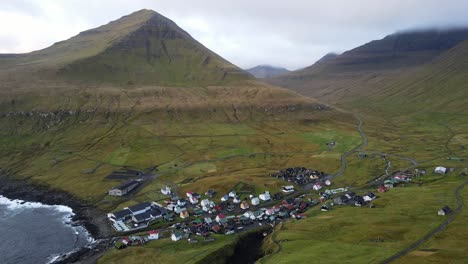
[267,28,468,113]
[0,9,251,87]
[0,9,319,112]
[246,65,290,78]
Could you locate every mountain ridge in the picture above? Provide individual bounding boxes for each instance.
[0,9,252,87]
[267,28,468,114]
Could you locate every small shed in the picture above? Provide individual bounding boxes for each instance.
[438,206,452,216]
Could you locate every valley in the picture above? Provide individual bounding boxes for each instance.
[0,8,467,264]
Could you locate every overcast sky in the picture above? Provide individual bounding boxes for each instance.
[1,0,468,70]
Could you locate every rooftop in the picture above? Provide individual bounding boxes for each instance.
[128,202,152,213]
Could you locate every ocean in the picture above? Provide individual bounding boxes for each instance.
[0,195,93,264]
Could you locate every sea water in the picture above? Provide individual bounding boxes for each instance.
[0,195,93,264]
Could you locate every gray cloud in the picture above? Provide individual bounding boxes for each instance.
[1,0,468,70]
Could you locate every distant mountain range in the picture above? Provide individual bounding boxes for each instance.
[246,65,289,78]
[267,28,468,113]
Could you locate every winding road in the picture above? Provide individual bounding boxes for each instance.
[330,112,467,263]
[330,113,368,179]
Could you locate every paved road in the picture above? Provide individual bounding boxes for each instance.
[380,180,468,264]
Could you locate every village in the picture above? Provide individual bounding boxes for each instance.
[105,165,456,250]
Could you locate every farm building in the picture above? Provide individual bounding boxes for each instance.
[108,180,140,196]
[438,206,452,216]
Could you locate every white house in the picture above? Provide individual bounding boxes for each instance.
[259,191,271,201]
[363,192,377,202]
[434,166,447,174]
[221,195,229,202]
[251,197,260,206]
[186,192,194,198]
[243,211,254,219]
[189,196,199,205]
[325,180,331,186]
[161,186,171,195]
[171,232,182,241]
[166,203,176,212]
[233,196,241,204]
[204,217,213,224]
[229,191,237,198]
[148,230,159,240]
[201,199,211,207]
[282,186,295,193]
[313,183,323,191]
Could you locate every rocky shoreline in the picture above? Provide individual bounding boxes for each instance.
[0,171,115,263]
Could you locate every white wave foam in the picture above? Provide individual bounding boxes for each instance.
[0,195,74,214]
[0,195,95,241]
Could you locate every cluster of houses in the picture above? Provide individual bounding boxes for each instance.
[115,230,160,249]
[331,191,377,208]
[382,171,415,188]
[158,186,287,224]
[107,202,166,231]
[167,196,313,243]
[271,167,326,185]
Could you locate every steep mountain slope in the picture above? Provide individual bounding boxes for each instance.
[0,9,322,112]
[0,9,250,87]
[246,65,290,78]
[268,28,468,113]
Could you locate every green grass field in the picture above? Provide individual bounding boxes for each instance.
[258,174,466,264]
